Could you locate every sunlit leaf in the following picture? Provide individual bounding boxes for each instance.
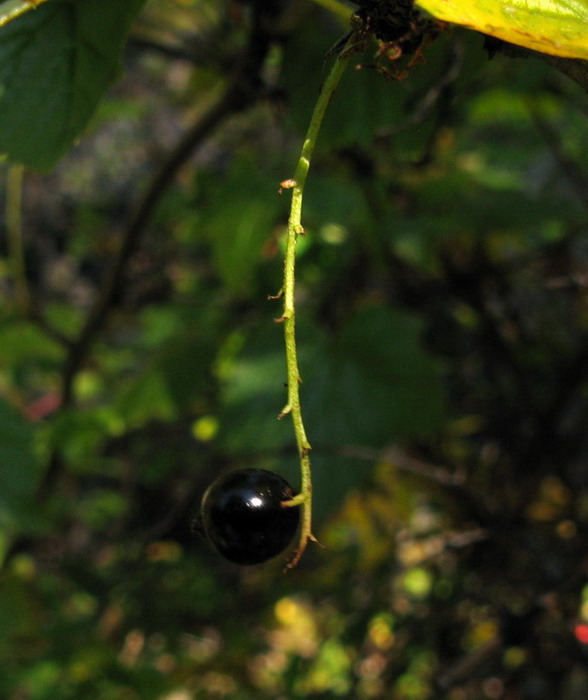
[416,0,588,59]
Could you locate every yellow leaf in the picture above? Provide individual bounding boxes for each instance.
[415,0,588,59]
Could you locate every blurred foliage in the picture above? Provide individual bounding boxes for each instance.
[1,0,588,698]
[0,0,147,170]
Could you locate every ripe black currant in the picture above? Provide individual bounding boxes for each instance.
[199,469,300,565]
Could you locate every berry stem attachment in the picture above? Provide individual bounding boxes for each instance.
[279,50,351,568]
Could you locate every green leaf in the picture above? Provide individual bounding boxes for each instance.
[0,318,64,368]
[114,370,178,428]
[219,326,290,454]
[195,155,287,294]
[305,306,445,447]
[304,307,446,516]
[0,0,146,170]
[0,398,41,527]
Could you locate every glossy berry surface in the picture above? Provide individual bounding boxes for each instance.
[200,469,300,565]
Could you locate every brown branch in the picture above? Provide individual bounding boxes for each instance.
[339,444,464,486]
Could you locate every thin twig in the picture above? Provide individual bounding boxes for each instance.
[339,444,465,486]
[277,50,351,568]
[0,0,51,29]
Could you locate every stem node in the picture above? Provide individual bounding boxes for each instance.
[277,404,292,419]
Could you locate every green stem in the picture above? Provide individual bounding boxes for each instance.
[280,51,350,568]
[0,0,52,29]
[308,0,352,23]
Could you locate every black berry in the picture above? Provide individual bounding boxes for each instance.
[199,469,300,565]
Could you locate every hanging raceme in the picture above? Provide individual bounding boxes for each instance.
[273,50,352,568]
[274,2,443,567]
